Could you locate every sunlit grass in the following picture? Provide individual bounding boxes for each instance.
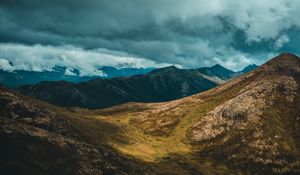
[67,79,247,163]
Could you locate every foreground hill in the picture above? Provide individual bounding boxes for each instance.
[0,87,158,175]
[1,53,298,174]
[17,64,249,109]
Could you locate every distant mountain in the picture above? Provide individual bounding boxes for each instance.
[197,63,258,80]
[17,66,219,109]
[0,66,153,88]
[0,68,94,88]
[197,64,237,80]
[17,64,256,109]
[239,64,258,74]
[0,61,254,89]
[100,66,153,78]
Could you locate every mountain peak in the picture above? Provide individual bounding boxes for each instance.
[268,53,298,64]
[211,64,224,69]
[150,66,178,73]
[197,64,235,80]
[240,64,258,73]
[256,53,300,77]
[161,65,178,70]
[264,53,299,68]
[278,52,298,58]
[210,64,234,73]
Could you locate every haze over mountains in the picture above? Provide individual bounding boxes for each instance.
[17,64,256,109]
[0,66,154,88]
[1,53,299,175]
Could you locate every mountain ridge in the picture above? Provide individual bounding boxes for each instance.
[0,66,154,88]
[17,64,242,109]
[0,63,256,88]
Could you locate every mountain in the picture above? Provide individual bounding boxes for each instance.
[0,59,254,89]
[197,64,237,80]
[83,53,300,174]
[197,63,258,80]
[1,53,300,175]
[16,64,255,109]
[100,66,153,78]
[0,66,94,88]
[17,66,220,109]
[17,65,254,108]
[239,63,258,74]
[0,66,153,88]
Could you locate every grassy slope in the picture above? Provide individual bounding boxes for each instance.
[58,71,255,174]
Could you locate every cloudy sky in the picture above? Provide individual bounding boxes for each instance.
[0,0,299,75]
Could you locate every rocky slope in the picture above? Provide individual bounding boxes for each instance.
[187,53,300,174]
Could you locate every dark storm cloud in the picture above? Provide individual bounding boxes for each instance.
[0,0,300,73]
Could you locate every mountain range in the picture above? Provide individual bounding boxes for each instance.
[0,53,299,175]
[17,64,256,109]
[0,66,153,88]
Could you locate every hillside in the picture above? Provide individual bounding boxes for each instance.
[1,53,298,174]
[0,86,159,175]
[69,53,299,174]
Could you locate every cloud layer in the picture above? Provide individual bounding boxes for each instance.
[0,43,173,76]
[0,0,299,74]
